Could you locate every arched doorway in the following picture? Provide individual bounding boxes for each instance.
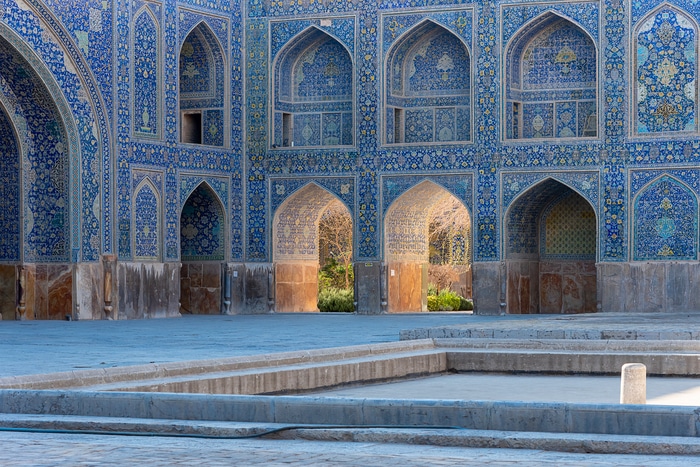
[504,179,597,314]
[272,184,353,312]
[384,181,472,312]
[179,182,225,314]
[0,33,75,320]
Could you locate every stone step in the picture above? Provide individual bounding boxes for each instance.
[1,414,700,455]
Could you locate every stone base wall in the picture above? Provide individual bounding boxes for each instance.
[180,263,222,315]
[472,262,503,315]
[599,262,700,313]
[506,259,539,314]
[540,261,597,314]
[241,263,274,314]
[15,264,73,321]
[0,265,17,320]
[354,261,381,314]
[387,261,426,313]
[275,261,319,312]
[504,260,596,314]
[116,262,180,319]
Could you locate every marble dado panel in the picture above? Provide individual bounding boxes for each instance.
[0,265,16,320]
[275,261,319,312]
[18,264,72,321]
[180,262,222,315]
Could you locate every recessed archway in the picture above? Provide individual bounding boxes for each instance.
[385,21,471,144]
[272,184,353,312]
[504,13,597,139]
[504,179,597,314]
[179,182,225,314]
[273,27,354,148]
[384,180,472,312]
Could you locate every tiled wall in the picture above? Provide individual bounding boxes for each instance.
[4,0,700,314]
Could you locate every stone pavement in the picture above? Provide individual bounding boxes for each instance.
[0,430,698,466]
[0,313,488,377]
[3,312,700,465]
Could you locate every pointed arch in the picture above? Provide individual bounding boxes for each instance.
[273,183,348,262]
[0,102,21,263]
[132,7,161,138]
[383,180,472,312]
[179,21,226,146]
[180,182,226,261]
[271,182,354,312]
[504,178,597,314]
[633,175,698,260]
[385,20,471,144]
[504,11,598,140]
[633,4,698,135]
[133,178,161,261]
[0,30,79,263]
[384,180,471,263]
[272,27,354,148]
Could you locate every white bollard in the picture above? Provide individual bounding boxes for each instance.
[620,363,646,404]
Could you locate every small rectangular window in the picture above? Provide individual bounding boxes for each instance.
[282,113,292,147]
[512,103,520,139]
[394,108,404,143]
[181,112,202,144]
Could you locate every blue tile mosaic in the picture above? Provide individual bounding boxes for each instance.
[6,0,700,281]
[633,175,698,260]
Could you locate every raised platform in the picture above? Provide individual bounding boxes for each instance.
[400,312,700,341]
[1,313,700,455]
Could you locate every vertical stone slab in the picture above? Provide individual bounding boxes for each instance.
[227,263,246,314]
[275,261,318,312]
[472,262,502,315]
[354,261,381,315]
[0,265,16,320]
[244,263,274,314]
[74,263,103,320]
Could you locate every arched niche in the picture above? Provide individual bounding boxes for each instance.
[272,183,353,312]
[385,21,471,145]
[504,178,597,314]
[133,7,160,138]
[634,5,698,135]
[179,22,225,146]
[505,13,597,140]
[133,179,161,261]
[179,182,226,315]
[384,180,472,312]
[0,31,79,319]
[0,103,20,321]
[633,176,698,260]
[273,28,354,148]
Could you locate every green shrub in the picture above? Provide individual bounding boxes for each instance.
[318,287,355,313]
[459,297,474,311]
[427,289,473,312]
[437,290,461,311]
[427,283,438,297]
[427,295,439,311]
[318,259,354,291]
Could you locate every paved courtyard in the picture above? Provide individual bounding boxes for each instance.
[3,312,700,465]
